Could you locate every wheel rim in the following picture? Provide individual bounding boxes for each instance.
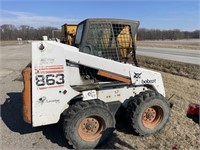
[142,106,163,128]
[78,116,105,142]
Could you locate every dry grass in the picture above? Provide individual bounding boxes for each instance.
[0,40,30,46]
[0,40,19,46]
[137,55,200,80]
[137,39,200,50]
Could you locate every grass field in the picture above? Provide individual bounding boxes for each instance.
[137,39,200,50]
[137,55,200,80]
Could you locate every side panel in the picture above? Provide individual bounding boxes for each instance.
[41,41,165,96]
[31,41,165,127]
[130,68,165,97]
[97,86,147,107]
[31,42,80,127]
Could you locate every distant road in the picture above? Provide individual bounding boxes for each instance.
[137,47,200,65]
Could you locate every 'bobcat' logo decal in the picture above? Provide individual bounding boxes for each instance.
[134,72,142,79]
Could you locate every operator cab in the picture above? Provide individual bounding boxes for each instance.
[74,18,140,65]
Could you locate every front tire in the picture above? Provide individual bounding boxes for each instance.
[126,90,170,136]
[63,99,115,149]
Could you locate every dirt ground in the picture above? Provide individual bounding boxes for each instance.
[1,42,200,149]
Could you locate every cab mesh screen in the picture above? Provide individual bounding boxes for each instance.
[86,22,133,62]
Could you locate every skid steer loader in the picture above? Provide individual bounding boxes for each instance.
[22,18,170,149]
[61,23,77,45]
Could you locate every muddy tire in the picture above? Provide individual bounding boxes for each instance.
[126,90,170,135]
[63,99,115,149]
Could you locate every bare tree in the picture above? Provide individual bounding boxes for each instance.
[0,24,199,41]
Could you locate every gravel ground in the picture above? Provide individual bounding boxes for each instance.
[0,43,199,149]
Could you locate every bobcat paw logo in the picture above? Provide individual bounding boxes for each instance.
[134,72,142,79]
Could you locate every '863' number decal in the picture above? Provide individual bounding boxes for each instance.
[36,74,65,86]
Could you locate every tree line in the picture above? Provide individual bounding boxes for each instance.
[0,24,60,41]
[137,28,199,40]
[0,24,199,41]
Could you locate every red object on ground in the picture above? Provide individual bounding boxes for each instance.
[187,103,200,115]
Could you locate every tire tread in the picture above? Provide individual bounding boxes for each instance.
[63,99,115,149]
[126,90,170,136]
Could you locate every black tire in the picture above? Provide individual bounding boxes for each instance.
[126,90,170,136]
[63,99,115,149]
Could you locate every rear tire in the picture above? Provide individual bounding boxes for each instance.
[63,99,115,149]
[126,90,170,135]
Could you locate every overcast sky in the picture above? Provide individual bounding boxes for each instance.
[0,0,199,31]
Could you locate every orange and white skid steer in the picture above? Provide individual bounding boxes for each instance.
[22,18,170,149]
